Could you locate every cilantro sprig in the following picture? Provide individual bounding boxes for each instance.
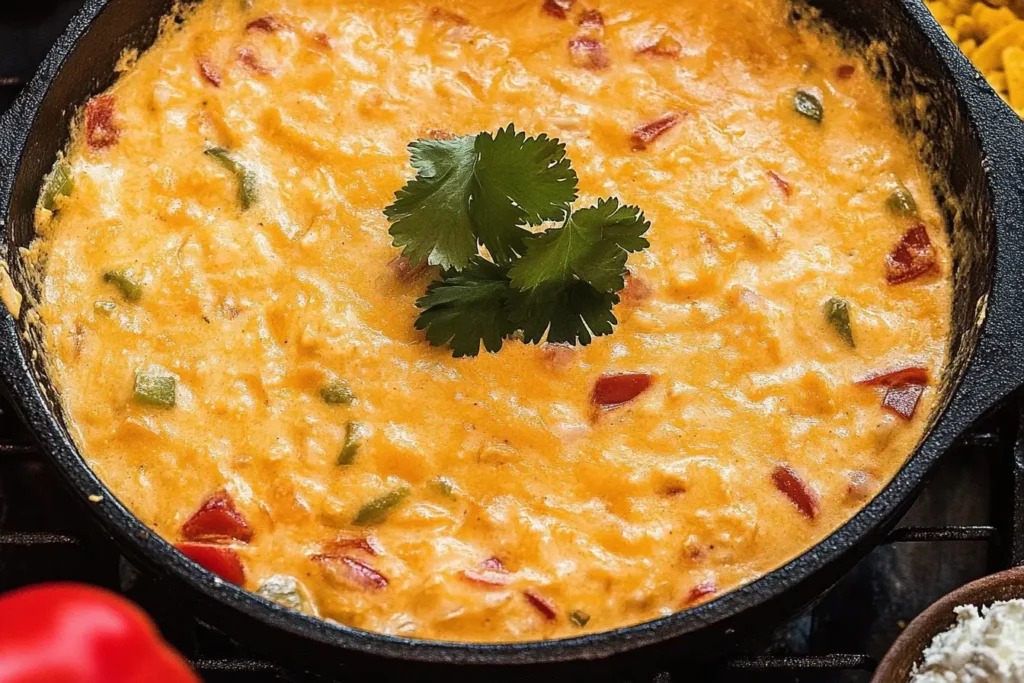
[385,124,651,357]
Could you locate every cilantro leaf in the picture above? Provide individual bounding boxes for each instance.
[388,126,653,357]
[510,281,619,346]
[415,257,516,357]
[385,126,578,271]
[385,136,479,271]
[508,198,650,293]
[471,125,578,264]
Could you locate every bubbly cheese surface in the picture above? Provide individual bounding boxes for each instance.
[31,0,950,642]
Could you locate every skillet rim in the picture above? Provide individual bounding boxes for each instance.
[1,0,1024,666]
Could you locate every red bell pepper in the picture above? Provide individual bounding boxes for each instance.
[0,583,199,683]
[771,465,819,519]
[591,373,653,407]
[885,224,937,284]
[175,543,246,586]
[181,490,253,543]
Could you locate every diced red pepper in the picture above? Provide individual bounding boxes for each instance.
[312,555,388,590]
[686,580,717,605]
[423,128,455,140]
[620,273,652,304]
[323,536,383,557]
[835,64,856,79]
[312,31,333,49]
[882,383,926,420]
[175,543,246,586]
[429,7,469,24]
[767,170,791,197]
[389,255,431,283]
[524,590,557,620]
[771,465,818,519]
[569,36,610,69]
[855,366,929,387]
[480,557,506,571]
[182,491,253,543]
[856,366,928,420]
[246,15,288,32]
[84,95,121,150]
[578,9,604,28]
[196,56,222,87]
[462,557,511,586]
[885,224,937,284]
[591,373,653,406]
[630,112,682,151]
[636,35,682,58]
[237,47,273,75]
[543,0,575,19]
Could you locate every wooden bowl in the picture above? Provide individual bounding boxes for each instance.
[872,566,1024,682]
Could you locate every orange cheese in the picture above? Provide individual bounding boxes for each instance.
[29,0,950,641]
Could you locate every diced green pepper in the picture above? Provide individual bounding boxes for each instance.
[94,301,117,315]
[430,476,456,498]
[205,147,259,210]
[793,89,823,124]
[320,380,354,406]
[41,160,74,211]
[256,574,310,613]
[885,182,918,217]
[569,610,591,627]
[353,487,410,526]
[134,369,176,408]
[241,0,254,8]
[102,270,143,302]
[337,421,361,465]
[823,297,855,348]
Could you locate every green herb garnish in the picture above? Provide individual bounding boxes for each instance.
[385,126,577,270]
[320,380,354,406]
[205,147,259,210]
[793,89,824,124]
[41,160,74,211]
[430,476,456,497]
[386,125,650,357]
[885,182,918,217]
[508,198,648,344]
[354,487,410,526]
[337,421,361,465]
[102,269,143,302]
[415,257,517,357]
[824,297,855,347]
[569,609,591,627]
[134,369,176,408]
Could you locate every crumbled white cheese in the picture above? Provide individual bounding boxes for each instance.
[911,600,1024,682]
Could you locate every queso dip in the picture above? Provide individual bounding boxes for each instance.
[29,0,950,642]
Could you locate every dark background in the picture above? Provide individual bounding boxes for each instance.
[0,1,86,113]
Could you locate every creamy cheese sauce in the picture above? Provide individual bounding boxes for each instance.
[30,0,950,642]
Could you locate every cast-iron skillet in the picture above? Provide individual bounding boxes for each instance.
[1,0,1023,676]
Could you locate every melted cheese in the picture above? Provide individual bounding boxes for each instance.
[30,0,950,641]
